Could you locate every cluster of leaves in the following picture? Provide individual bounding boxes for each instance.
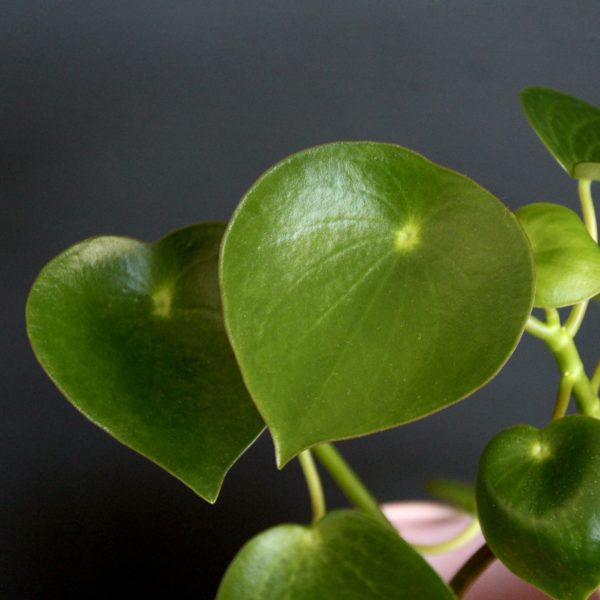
[26,88,600,599]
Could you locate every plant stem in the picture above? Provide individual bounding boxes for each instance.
[579,178,598,242]
[298,450,326,523]
[412,518,480,555]
[565,300,590,338]
[552,375,574,420]
[450,543,496,598]
[525,315,552,338]
[313,443,391,528]
[544,307,561,328]
[592,359,600,394]
[565,179,597,337]
[526,319,600,417]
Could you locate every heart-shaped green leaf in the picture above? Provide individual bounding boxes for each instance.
[216,510,455,599]
[521,87,600,180]
[26,223,264,503]
[221,142,534,464]
[477,416,600,600]
[515,203,600,308]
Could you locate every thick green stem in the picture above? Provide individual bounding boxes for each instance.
[527,321,600,417]
[298,450,326,523]
[552,375,574,420]
[546,328,599,416]
[313,443,391,528]
[565,179,597,337]
[450,543,496,598]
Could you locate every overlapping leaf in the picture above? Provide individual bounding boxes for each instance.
[27,223,264,502]
[221,142,534,464]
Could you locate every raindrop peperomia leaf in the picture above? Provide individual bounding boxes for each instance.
[515,203,600,308]
[216,510,456,600]
[221,142,534,465]
[26,223,264,503]
[477,416,600,600]
[521,87,600,180]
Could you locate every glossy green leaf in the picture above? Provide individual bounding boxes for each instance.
[26,223,264,503]
[216,510,455,599]
[221,142,534,464]
[521,87,600,180]
[477,416,600,600]
[426,479,476,515]
[515,203,600,308]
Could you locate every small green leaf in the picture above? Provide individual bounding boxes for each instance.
[426,479,476,515]
[221,142,534,464]
[216,510,456,599]
[515,203,600,308]
[521,87,600,180]
[26,223,264,503]
[477,416,600,600]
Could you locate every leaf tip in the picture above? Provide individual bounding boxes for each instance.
[273,436,301,470]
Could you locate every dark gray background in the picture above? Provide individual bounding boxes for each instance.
[3,1,600,597]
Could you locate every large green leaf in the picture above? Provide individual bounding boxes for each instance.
[477,416,600,600]
[216,510,455,599]
[515,203,600,308]
[26,223,264,503]
[221,142,534,464]
[521,87,600,180]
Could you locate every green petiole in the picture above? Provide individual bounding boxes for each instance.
[312,443,392,528]
[564,179,597,337]
[525,315,600,418]
[298,450,326,523]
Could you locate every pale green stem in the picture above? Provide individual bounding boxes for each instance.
[544,308,561,328]
[565,179,597,337]
[298,450,326,523]
[552,375,574,420]
[313,443,391,528]
[592,359,600,395]
[525,315,553,338]
[565,300,590,339]
[412,518,481,555]
[579,178,598,241]
[526,319,600,417]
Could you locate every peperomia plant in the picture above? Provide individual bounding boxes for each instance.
[25,87,600,599]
